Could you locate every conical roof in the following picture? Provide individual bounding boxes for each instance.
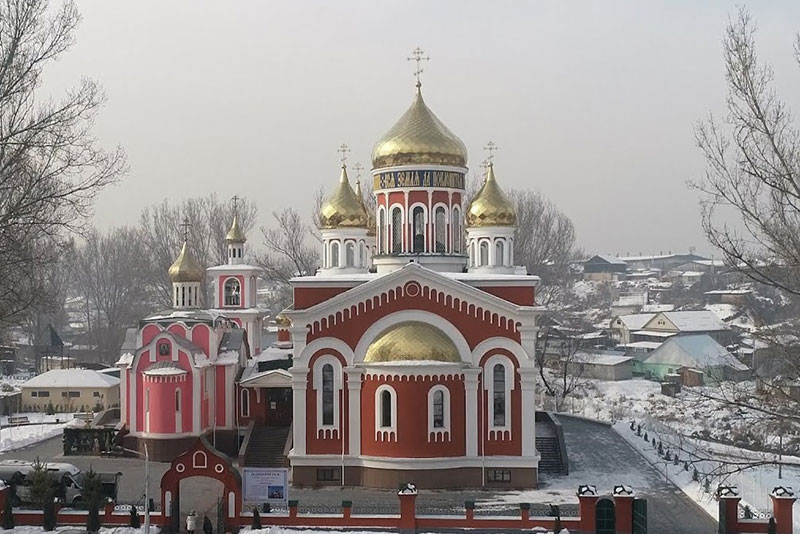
[372,84,467,169]
[168,241,204,282]
[225,215,246,243]
[319,165,369,229]
[466,163,517,227]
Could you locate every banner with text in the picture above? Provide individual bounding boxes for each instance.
[242,467,289,504]
[374,169,465,190]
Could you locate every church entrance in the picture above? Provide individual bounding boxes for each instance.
[596,498,616,534]
[265,387,292,427]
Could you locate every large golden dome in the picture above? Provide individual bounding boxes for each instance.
[168,241,204,282]
[466,163,517,227]
[364,321,460,363]
[372,84,468,169]
[320,165,369,229]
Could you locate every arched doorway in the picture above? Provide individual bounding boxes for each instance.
[596,497,616,534]
[160,437,242,532]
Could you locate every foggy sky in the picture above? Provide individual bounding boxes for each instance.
[41,1,800,257]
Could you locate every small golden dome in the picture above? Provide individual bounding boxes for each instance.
[466,163,517,227]
[275,313,291,327]
[372,85,468,169]
[320,165,369,229]
[225,215,246,243]
[364,321,460,363]
[168,241,204,282]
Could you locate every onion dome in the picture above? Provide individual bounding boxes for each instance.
[225,215,246,243]
[274,313,291,327]
[466,162,517,227]
[364,321,460,363]
[372,84,467,169]
[355,180,376,237]
[168,241,204,282]
[319,165,369,229]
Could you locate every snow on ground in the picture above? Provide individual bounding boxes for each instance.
[0,421,75,453]
[244,528,568,534]
[4,528,159,534]
[0,413,77,426]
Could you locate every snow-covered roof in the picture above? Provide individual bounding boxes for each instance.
[143,361,187,376]
[660,310,728,332]
[613,313,655,330]
[585,255,627,265]
[574,351,633,366]
[619,341,663,350]
[705,289,752,295]
[641,304,674,313]
[632,330,677,338]
[22,369,120,389]
[643,334,748,371]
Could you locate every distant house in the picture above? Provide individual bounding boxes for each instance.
[610,313,655,345]
[633,310,732,345]
[674,259,725,273]
[569,351,633,381]
[21,369,120,412]
[610,291,648,316]
[704,289,753,306]
[583,255,627,281]
[620,253,707,272]
[640,334,749,382]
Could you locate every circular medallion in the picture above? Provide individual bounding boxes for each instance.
[214,464,224,474]
[404,281,421,297]
[176,463,185,473]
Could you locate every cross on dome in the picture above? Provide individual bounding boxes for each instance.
[353,162,364,179]
[337,143,351,165]
[484,141,498,163]
[179,217,191,241]
[407,46,429,87]
[231,194,240,212]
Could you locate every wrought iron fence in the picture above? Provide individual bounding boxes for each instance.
[416,505,463,516]
[297,504,343,514]
[351,503,399,515]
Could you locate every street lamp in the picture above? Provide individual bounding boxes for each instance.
[122,445,150,533]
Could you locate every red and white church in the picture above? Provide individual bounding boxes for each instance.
[118,76,544,488]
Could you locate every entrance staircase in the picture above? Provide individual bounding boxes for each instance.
[535,412,568,476]
[243,426,290,468]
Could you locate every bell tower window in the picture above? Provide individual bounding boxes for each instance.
[224,277,241,306]
[378,209,386,254]
[345,242,355,267]
[435,207,446,253]
[391,207,402,254]
[495,240,505,266]
[412,206,425,253]
[452,207,461,253]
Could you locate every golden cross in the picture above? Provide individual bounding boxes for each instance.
[484,141,498,162]
[353,162,364,179]
[480,160,490,172]
[231,194,240,213]
[337,143,350,165]
[407,46,429,86]
[179,217,191,241]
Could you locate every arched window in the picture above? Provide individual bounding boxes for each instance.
[412,206,425,252]
[493,363,506,427]
[433,390,444,427]
[321,363,334,426]
[240,389,250,418]
[345,241,355,267]
[380,389,392,428]
[175,389,181,412]
[175,388,182,433]
[224,278,241,306]
[359,241,366,267]
[480,241,489,266]
[323,241,329,268]
[391,207,402,254]
[435,207,446,253]
[470,240,476,267]
[496,240,505,266]
[378,208,386,254]
[331,241,340,267]
[452,208,461,253]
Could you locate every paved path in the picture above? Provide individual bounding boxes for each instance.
[0,419,719,533]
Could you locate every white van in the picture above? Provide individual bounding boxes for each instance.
[0,460,88,506]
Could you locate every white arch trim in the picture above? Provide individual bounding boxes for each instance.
[471,337,530,367]
[375,384,397,442]
[427,384,451,441]
[312,355,343,435]
[298,336,355,367]
[353,310,471,364]
[483,353,514,436]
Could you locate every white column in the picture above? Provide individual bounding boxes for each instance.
[119,369,128,425]
[290,368,309,456]
[192,371,201,434]
[289,326,308,361]
[518,367,538,457]
[464,369,480,457]
[345,368,362,457]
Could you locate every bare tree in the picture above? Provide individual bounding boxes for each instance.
[0,0,126,329]
[536,327,585,412]
[138,194,257,307]
[73,227,150,363]
[256,208,320,313]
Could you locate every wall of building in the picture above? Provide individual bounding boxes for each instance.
[21,385,119,412]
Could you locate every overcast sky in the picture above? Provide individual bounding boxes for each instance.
[41,1,800,257]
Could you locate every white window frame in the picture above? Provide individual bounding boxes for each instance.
[389,204,405,254]
[484,355,515,437]
[427,384,451,442]
[409,202,429,253]
[452,205,462,253]
[312,355,342,437]
[345,240,355,267]
[433,203,448,253]
[495,239,505,267]
[330,241,340,268]
[374,384,397,442]
[223,276,241,307]
[377,206,387,254]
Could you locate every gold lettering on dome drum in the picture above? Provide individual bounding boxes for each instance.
[373,170,465,190]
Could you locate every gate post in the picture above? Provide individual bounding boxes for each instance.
[716,485,740,534]
[577,485,598,534]
[397,483,418,534]
[613,485,635,534]
[769,487,796,534]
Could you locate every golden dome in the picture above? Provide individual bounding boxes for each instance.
[225,215,246,243]
[275,313,291,327]
[168,241,204,282]
[364,321,460,363]
[320,165,369,229]
[466,163,517,227]
[355,180,376,237]
[372,84,468,169]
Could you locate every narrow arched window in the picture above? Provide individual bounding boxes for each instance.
[412,206,425,252]
[391,207,402,254]
[378,209,386,254]
[380,389,392,428]
[496,240,505,266]
[359,241,366,267]
[433,390,444,428]
[470,241,476,266]
[493,364,506,426]
[452,208,461,253]
[331,241,340,267]
[480,241,489,266]
[240,389,250,418]
[175,389,181,412]
[323,241,329,268]
[322,364,334,426]
[345,241,355,267]
[435,207,446,253]
[224,278,240,306]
